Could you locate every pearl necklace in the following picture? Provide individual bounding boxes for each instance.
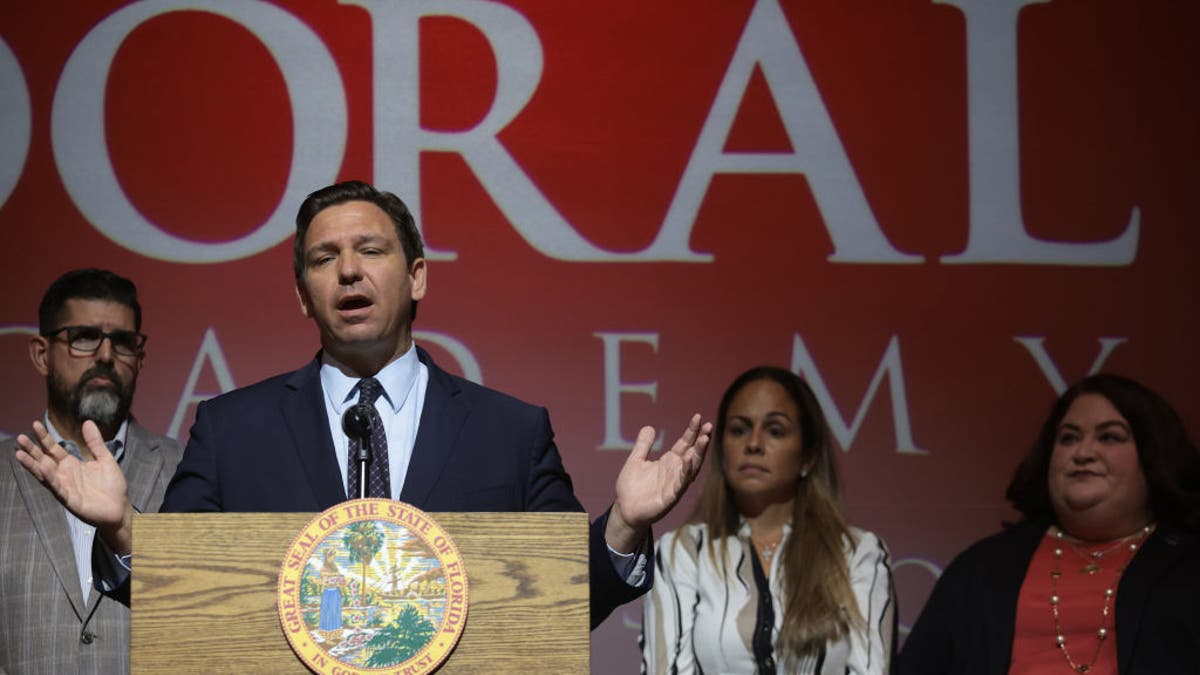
[1049,525,1153,673]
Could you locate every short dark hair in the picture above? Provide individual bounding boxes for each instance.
[293,180,425,281]
[1006,373,1200,531]
[38,269,142,334]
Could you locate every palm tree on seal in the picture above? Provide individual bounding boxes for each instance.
[344,522,384,608]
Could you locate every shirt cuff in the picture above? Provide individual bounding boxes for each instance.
[92,536,132,592]
[607,539,649,588]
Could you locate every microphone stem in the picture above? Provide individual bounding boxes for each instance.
[358,460,369,500]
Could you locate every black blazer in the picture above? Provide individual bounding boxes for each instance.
[162,346,647,628]
[896,520,1200,674]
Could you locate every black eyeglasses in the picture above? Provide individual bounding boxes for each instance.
[43,325,147,357]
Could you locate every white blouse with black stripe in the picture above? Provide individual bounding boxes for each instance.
[641,522,894,674]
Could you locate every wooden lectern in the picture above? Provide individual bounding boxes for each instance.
[130,512,589,673]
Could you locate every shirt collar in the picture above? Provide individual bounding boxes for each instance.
[320,343,420,414]
[42,413,128,462]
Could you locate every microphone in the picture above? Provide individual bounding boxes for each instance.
[343,404,374,452]
[342,404,375,499]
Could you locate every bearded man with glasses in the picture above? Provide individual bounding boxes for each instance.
[0,268,183,675]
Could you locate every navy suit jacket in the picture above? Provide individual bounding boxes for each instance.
[161,347,646,628]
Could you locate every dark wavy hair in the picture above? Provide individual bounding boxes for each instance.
[293,180,426,319]
[1006,373,1200,531]
[39,268,141,334]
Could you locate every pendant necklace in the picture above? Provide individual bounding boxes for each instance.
[1059,527,1150,575]
[1049,524,1153,673]
[752,534,782,562]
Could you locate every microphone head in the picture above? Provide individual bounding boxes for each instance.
[342,404,374,439]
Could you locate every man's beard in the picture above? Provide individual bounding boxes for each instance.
[47,363,136,431]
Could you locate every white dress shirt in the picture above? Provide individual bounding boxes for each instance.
[318,343,427,499]
[44,415,128,601]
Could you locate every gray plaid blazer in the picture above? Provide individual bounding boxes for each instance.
[0,423,182,675]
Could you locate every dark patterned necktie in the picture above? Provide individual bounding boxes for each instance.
[346,377,390,499]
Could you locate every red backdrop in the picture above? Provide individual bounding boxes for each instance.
[1,0,1197,670]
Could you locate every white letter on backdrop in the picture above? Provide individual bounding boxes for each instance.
[0,36,31,209]
[892,558,944,635]
[168,327,237,439]
[595,332,663,450]
[790,334,927,454]
[350,0,638,261]
[937,0,1139,265]
[53,0,346,263]
[413,330,483,384]
[1013,336,1126,394]
[351,0,731,262]
[648,0,921,264]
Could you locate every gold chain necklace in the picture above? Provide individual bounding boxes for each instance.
[1049,525,1152,673]
[1060,529,1147,575]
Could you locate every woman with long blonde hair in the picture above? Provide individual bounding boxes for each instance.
[641,366,895,674]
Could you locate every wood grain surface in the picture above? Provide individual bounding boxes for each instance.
[131,512,589,673]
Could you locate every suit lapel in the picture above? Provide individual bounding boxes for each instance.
[1114,526,1187,672]
[9,451,88,618]
[122,423,165,514]
[399,348,469,507]
[281,358,345,509]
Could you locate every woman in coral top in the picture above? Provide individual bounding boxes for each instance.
[897,374,1200,674]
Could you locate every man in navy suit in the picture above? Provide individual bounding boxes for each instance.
[17,180,711,629]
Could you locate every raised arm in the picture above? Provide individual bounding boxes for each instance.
[13,419,134,554]
[605,414,712,554]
